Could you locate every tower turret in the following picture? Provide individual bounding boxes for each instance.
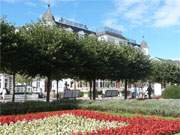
[42,0,55,25]
[140,36,149,55]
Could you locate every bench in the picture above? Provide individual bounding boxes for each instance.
[102,90,119,98]
[63,90,80,99]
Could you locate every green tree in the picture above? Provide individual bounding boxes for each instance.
[77,37,107,100]
[120,46,151,99]
[0,19,28,102]
[21,23,80,102]
[150,60,180,87]
[16,74,32,84]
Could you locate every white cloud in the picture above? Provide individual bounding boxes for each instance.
[153,0,180,27]
[112,0,151,25]
[108,0,180,28]
[103,18,125,32]
[124,2,148,24]
[114,0,141,13]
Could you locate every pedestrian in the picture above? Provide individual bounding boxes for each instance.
[64,81,68,91]
[134,85,137,98]
[147,84,153,99]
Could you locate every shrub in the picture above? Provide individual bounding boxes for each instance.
[79,91,84,97]
[162,85,180,99]
[0,100,79,115]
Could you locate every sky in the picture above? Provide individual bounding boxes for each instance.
[1,0,180,60]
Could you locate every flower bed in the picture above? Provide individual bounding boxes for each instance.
[0,110,180,135]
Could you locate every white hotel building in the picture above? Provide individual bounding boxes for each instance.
[0,3,149,94]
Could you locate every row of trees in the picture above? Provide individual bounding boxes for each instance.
[150,60,180,87]
[1,19,180,102]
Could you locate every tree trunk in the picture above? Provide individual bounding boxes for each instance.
[46,76,51,102]
[163,81,166,89]
[89,80,92,100]
[12,73,16,102]
[124,79,128,100]
[56,80,59,100]
[92,79,96,100]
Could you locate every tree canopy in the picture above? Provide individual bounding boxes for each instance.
[150,60,180,86]
[1,19,153,101]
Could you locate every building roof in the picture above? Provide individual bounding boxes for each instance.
[55,18,96,35]
[97,27,127,40]
[41,3,95,35]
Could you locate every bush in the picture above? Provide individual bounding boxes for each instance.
[162,85,180,99]
[0,100,80,115]
[79,91,84,97]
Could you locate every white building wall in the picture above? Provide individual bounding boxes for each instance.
[32,78,46,93]
[142,48,149,55]
[32,78,74,93]
[0,73,13,93]
[51,79,73,92]
[154,83,162,96]
[98,34,128,45]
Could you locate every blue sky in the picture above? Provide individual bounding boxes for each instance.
[1,0,180,60]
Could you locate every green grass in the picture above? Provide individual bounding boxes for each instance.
[101,111,180,120]
[79,99,180,117]
[1,99,180,118]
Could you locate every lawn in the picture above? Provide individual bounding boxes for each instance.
[79,99,180,117]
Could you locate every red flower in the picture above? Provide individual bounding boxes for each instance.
[0,110,180,135]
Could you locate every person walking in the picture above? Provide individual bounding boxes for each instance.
[134,85,137,98]
[147,84,153,99]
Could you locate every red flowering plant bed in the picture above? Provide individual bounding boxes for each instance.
[0,110,180,135]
